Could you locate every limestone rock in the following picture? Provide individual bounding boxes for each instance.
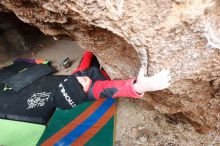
[1,0,220,133]
[0,3,9,12]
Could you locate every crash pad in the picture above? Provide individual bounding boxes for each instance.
[0,60,67,124]
[0,119,45,146]
[6,75,67,124]
[3,64,54,92]
[38,98,116,146]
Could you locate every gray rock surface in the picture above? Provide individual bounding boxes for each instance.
[1,0,220,134]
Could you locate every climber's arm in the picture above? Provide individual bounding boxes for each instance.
[87,68,171,99]
[88,79,143,99]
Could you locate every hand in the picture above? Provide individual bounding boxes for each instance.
[133,68,171,93]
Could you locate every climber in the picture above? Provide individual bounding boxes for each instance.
[54,50,171,109]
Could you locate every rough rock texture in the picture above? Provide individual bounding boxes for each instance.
[0,3,9,12]
[0,12,52,64]
[116,98,220,145]
[1,0,220,134]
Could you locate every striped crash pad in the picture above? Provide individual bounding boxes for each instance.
[38,98,116,146]
[0,119,45,146]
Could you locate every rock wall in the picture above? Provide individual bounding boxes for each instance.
[1,0,220,133]
[0,11,52,63]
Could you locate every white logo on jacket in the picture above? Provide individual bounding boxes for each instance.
[27,92,51,109]
[59,81,76,107]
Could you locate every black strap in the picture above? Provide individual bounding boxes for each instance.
[3,64,54,92]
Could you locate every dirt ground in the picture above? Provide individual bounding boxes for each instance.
[1,38,219,146]
[116,98,219,146]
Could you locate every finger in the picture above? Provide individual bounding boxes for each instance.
[164,82,171,89]
[151,71,163,79]
[167,75,172,82]
[152,74,167,82]
[161,75,171,83]
[160,69,170,76]
[159,70,171,80]
[153,69,169,78]
[159,83,170,90]
[137,67,145,79]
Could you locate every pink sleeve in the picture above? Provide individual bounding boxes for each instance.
[112,79,144,98]
[91,79,144,99]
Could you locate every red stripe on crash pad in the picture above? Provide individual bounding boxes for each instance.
[41,99,105,146]
[71,103,116,146]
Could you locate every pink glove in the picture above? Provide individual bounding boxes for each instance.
[133,68,171,93]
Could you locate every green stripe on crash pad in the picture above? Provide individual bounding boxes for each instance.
[0,119,45,146]
[85,117,114,146]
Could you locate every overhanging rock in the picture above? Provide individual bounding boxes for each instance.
[1,0,220,133]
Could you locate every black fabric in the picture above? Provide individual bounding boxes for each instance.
[6,75,67,124]
[0,63,36,118]
[54,75,88,110]
[74,66,106,82]
[90,55,100,68]
[0,61,66,124]
[3,64,55,92]
[87,83,97,101]
[74,66,107,101]
[0,83,20,118]
[0,59,106,124]
[0,70,15,83]
[100,88,118,98]
[2,61,35,73]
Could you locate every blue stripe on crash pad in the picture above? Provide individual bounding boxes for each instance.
[54,98,115,146]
